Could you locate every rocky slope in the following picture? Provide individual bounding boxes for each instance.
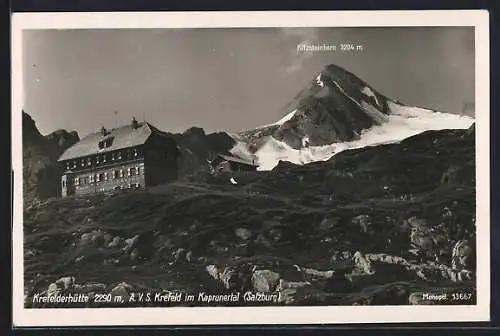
[22,111,79,205]
[162,127,236,180]
[24,124,476,307]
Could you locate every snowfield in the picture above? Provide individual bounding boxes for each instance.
[238,101,474,171]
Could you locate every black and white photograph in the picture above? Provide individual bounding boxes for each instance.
[12,11,490,326]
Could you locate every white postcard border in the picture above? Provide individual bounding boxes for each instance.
[11,10,490,326]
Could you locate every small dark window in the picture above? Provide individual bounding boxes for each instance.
[99,136,114,150]
[62,180,66,187]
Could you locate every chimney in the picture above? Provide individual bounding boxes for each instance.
[131,116,139,129]
[101,126,108,136]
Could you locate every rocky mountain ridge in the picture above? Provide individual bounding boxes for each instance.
[23,111,79,204]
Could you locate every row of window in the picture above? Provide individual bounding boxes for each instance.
[66,149,141,170]
[112,183,141,190]
[74,166,143,186]
[96,183,141,192]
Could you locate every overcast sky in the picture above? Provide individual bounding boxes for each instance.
[23,27,475,137]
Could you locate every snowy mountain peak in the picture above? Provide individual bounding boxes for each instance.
[232,64,475,171]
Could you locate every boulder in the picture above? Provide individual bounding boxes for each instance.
[341,251,352,260]
[235,228,252,241]
[206,264,220,280]
[129,248,140,261]
[173,248,187,262]
[80,230,104,247]
[108,236,122,248]
[301,266,335,279]
[185,250,193,263]
[276,279,311,291]
[123,234,140,252]
[103,233,113,245]
[278,288,298,305]
[220,266,240,290]
[451,239,475,270]
[352,214,372,234]
[318,216,338,231]
[251,269,280,293]
[47,276,75,296]
[110,282,134,301]
[353,251,375,274]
